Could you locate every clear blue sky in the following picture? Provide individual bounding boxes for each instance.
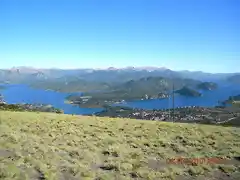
[0,0,239,73]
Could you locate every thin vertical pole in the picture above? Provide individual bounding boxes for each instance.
[168,91,171,120]
[172,83,175,121]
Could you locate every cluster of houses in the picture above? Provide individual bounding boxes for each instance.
[129,106,210,122]
[114,106,240,124]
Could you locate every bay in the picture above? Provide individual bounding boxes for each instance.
[0,82,240,115]
[114,82,240,109]
[0,84,103,115]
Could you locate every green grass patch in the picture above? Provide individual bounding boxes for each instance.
[0,111,239,179]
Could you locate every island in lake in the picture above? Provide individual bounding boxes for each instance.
[66,76,207,108]
[66,77,218,108]
[196,82,218,90]
[175,86,202,97]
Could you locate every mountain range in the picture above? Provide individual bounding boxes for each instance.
[0,66,239,83]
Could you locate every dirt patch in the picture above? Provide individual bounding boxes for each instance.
[147,158,168,171]
[0,149,15,158]
[90,163,100,171]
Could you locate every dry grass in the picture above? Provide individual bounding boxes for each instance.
[0,111,240,180]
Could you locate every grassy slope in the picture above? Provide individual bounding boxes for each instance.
[0,111,240,180]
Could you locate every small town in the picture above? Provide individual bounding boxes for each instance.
[95,105,240,126]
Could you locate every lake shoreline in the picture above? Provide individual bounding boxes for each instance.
[1,83,240,115]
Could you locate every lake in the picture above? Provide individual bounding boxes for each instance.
[0,84,103,115]
[116,82,240,109]
[0,83,240,115]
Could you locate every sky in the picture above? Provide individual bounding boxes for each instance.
[0,0,239,73]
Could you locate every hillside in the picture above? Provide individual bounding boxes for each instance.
[197,82,218,90]
[0,111,239,180]
[175,86,202,97]
[111,77,201,93]
[94,106,240,127]
[67,77,202,108]
[29,78,112,93]
[0,103,63,113]
[223,95,240,107]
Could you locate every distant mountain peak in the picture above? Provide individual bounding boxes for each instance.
[136,66,168,71]
[101,66,169,72]
[107,67,118,71]
[10,66,41,74]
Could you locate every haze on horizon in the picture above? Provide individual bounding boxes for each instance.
[0,0,239,73]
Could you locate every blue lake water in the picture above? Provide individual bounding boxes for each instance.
[116,82,240,109]
[0,82,240,115]
[0,84,103,115]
